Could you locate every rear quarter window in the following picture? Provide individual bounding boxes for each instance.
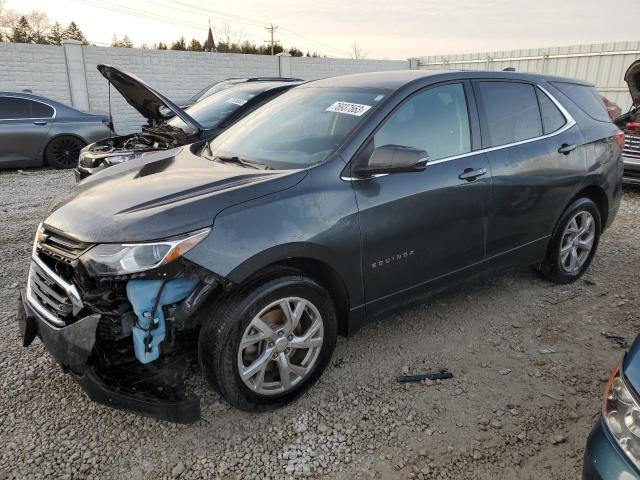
[550,82,610,122]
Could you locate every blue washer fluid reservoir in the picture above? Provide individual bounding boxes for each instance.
[126,278,198,364]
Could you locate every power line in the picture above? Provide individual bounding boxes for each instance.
[140,0,350,56]
[264,23,279,56]
[71,0,350,56]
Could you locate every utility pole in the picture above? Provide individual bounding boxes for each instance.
[264,23,279,55]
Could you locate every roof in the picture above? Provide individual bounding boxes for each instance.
[221,80,304,95]
[299,69,594,91]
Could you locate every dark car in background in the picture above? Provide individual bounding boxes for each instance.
[18,70,622,423]
[75,65,302,179]
[0,92,111,169]
[583,336,640,479]
[183,76,302,107]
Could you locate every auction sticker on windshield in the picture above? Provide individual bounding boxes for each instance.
[326,101,372,116]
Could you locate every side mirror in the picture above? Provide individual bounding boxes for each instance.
[354,145,428,176]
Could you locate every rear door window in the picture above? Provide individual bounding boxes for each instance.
[537,88,566,134]
[0,97,54,119]
[372,83,471,161]
[550,82,609,122]
[475,81,543,147]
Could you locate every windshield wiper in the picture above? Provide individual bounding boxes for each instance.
[215,155,270,170]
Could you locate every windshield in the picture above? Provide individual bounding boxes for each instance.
[186,79,244,104]
[206,87,386,169]
[168,88,258,131]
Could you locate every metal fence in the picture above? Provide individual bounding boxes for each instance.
[418,41,640,111]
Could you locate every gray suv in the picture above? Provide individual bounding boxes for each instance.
[17,70,623,423]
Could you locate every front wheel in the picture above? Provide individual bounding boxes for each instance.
[538,197,601,284]
[198,274,337,411]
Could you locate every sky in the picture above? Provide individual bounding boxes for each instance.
[6,0,640,59]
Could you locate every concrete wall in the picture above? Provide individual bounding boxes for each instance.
[0,41,409,133]
[0,43,71,105]
[418,41,640,111]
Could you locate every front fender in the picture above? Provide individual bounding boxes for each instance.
[183,162,363,309]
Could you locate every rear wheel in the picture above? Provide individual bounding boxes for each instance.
[538,197,601,284]
[45,136,85,169]
[198,273,337,411]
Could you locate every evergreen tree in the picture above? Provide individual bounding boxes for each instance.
[188,38,202,51]
[63,21,87,44]
[48,22,64,45]
[170,36,186,50]
[121,35,133,48]
[156,42,167,50]
[10,16,32,43]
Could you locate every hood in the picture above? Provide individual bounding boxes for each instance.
[97,64,203,132]
[624,60,640,107]
[43,148,306,243]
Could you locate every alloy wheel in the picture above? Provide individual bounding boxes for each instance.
[237,297,324,396]
[49,137,84,168]
[559,210,596,273]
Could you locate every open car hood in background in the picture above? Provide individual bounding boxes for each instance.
[97,64,202,132]
[625,60,640,107]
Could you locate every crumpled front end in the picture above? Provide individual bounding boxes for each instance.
[17,226,225,423]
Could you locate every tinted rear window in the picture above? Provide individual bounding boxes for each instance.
[476,81,542,147]
[550,82,610,122]
[0,97,53,119]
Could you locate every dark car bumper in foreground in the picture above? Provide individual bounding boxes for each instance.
[583,417,640,479]
[17,291,200,424]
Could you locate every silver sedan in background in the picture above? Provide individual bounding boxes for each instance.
[0,92,112,169]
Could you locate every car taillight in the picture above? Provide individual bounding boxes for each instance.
[614,130,625,151]
[626,122,640,131]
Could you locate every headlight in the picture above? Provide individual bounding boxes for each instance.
[80,228,210,276]
[603,364,640,468]
[104,153,140,166]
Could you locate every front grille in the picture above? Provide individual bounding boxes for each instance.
[37,229,91,263]
[623,133,640,161]
[29,262,73,321]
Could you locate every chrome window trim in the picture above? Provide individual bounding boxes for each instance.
[342,83,576,180]
[0,94,57,121]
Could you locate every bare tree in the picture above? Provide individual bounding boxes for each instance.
[349,42,368,60]
[214,21,245,47]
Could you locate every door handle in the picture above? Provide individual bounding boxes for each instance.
[458,167,487,181]
[33,121,47,126]
[558,143,577,155]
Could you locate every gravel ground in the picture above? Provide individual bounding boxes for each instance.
[1,168,639,479]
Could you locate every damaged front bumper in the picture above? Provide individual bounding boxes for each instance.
[18,291,201,423]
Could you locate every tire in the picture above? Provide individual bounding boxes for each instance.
[198,273,338,411]
[538,197,601,284]
[44,136,86,169]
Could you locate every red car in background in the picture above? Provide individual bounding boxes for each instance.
[611,60,640,185]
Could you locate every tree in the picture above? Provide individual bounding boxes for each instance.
[188,38,202,51]
[170,36,186,50]
[63,21,87,44]
[10,16,32,43]
[48,22,64,45]
[155,41,167,50]
[25,9,51,44]
[288,46,303,57]
[112,34,133,48]
[349,42,368,60]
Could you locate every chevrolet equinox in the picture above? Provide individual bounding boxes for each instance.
[18,70,623,423]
